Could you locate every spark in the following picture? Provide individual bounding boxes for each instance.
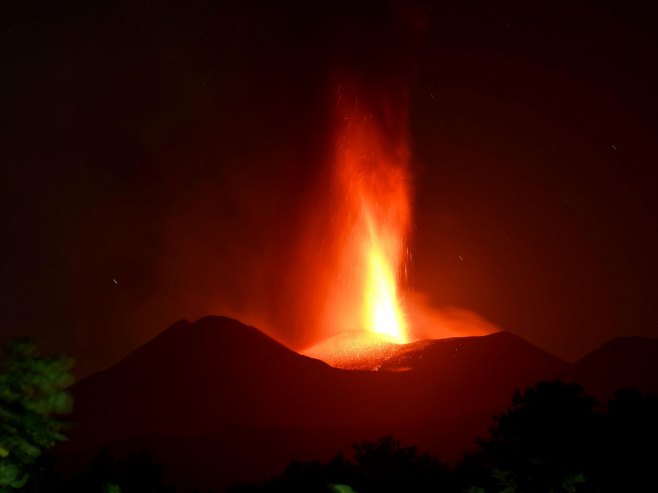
[322,89,410,343]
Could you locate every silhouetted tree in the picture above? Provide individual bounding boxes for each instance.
[349,435,448,493]
[476,381,598,492]
[245,454,350,493]
[67,450,173,493]
[599,388,658,492]
[232,381,658,493]
[66,448,115,493]
[113,452,173,493]
[0,338,74,490]
[230,436,448,493]
[21,455,65,493]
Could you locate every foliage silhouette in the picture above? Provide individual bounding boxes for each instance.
[21,456,65,493]
[67,449,174,493]
[229,435,450,493]
[0,338,74,491]
[349,435,450,492]
[598,388,658,492]
[10,364,647,493]
[476,380,599,492]
[233,380,658,493]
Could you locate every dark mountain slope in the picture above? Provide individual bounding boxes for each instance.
[58,316,583,490]
[562,336,658,401]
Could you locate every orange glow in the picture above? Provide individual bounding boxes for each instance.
[320,85,412,344]
[364,236,407,341]
[293,82,501,365]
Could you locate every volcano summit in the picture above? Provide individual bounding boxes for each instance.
[55,315,613,491]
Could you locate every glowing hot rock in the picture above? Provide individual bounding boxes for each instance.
[366,245,406,342]
[302,85,413,368]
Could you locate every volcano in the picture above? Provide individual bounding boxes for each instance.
[56,316,657,491]
[561,336,658,401]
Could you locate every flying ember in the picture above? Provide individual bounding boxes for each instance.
[320,84,412,344]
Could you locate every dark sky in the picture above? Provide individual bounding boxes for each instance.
[2,0,658,377]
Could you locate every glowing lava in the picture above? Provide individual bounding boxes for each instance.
[298,82,500,368]
[321,85,412,344]
[364,233,407,341]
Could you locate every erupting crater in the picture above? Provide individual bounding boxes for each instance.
[302,331,401,371]
[310,80,414,361]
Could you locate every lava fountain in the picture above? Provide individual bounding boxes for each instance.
[302,80,413,361]
[333,93,410,342]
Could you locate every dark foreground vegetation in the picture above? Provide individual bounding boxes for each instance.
[0,339,73,491]
[231,382,658,493]
[1,339,657,492]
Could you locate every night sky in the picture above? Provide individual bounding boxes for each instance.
[2,0,658,377]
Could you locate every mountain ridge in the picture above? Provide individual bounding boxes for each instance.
[58,315,658,491]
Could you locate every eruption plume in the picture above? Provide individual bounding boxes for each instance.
[313,81,412,344]
[299,77,500,364]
